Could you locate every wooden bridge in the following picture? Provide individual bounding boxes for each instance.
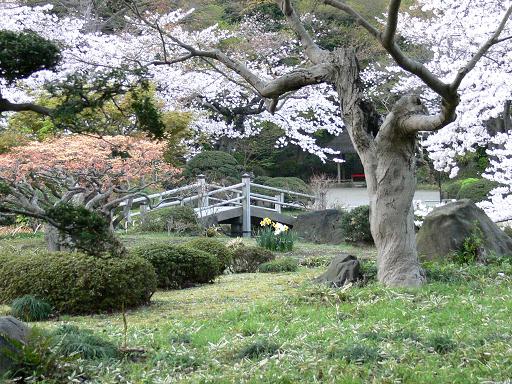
[118,174,315,237]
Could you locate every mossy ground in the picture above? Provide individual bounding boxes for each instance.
[1,232,511,383]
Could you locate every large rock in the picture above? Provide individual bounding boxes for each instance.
[313,254,361,287]
[0,316,30,375]
[417,199,512,261]
[294,209,345,244]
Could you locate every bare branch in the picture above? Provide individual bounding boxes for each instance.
[402,99,458,133]
[0,95,52,115]
[322,0,380,40]
[278,0,327,64]
[450,5,512,91]
[382,0,401,48]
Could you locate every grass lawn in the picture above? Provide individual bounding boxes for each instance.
[1,232,511,383]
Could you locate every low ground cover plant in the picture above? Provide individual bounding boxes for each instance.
[258,257,298,273]
[340,205,373,244]
[10,295,53,322]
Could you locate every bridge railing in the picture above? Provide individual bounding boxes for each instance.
[118,174,315,236]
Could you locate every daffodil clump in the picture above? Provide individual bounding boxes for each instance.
[257,217,295,252]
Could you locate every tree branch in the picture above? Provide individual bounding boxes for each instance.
[322,0,380,40]
[278,0,327,64]
[0,95,52,115]
[382,0,401,48]
[450,5,512,91]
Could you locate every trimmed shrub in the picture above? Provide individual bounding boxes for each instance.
[340,205,373,244]
[258,257,298,273]
[456,178,498,202]
[132,243,221,289]
[0,252,157,314]
[10,295,52,322]
[442,179,464,199]
[184,238,232,272]
[138,206,198,233]
[229,245,275,273]
[184,150,240,182]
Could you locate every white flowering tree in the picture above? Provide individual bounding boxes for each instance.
[1,1,511,286]
[363,1,512,221]
[128,0,511,287]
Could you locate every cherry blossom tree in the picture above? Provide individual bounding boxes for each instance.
[127,0,511,286]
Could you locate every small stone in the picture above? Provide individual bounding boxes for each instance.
[313,253,361,287]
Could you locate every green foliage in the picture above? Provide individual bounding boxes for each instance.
[184,150,240,182]
[258,257,298,273]
[256,225,295,252]
[229,245,275,273]
[51,325,118,360]
[427,334,457,354]
[340,206,373,244]
[456,148,489,178]
[453,224,484,264]
[137,206,198,233]
[0,30,60,84]
[184,237,232,272]
[10,295,52,322]
[3,328,81,383]
[329,344,381,363]
[0,252,156,314]
[442,179,464,199]
[237,338,280,359]
[47,202,125,257]
[162,111,193,166]
[299,255,333,268]
[131,91,166,140]
[132,243,221,289]
[456,178,498,202]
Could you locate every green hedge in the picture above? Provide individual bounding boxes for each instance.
[132,244,221,289]
[258,257,298,273]
[184,238,232,272]
[0,252,157,314]
[183,151,240,182]
[340,205,373,244]
[138,206,198,233]
[229,245,275,273]
[456,178,498,202]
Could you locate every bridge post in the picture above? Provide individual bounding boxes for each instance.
[242,173,251,238]
[197,174,207,217]
[275,193,283,213]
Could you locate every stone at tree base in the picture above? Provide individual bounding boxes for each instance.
[0,316,30,375]
[416,199,512,261]
[313,254,361,287]
[294,209,345,244]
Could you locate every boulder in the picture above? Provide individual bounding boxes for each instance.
[0,316,30,375]
[417,199,512,261]
[294,209,345,244]
[313,254,361,287]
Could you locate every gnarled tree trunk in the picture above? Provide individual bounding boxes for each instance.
[333,48,424,286]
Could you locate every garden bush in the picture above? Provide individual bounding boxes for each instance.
[183,150,240,182]
[10,295,52,322]
[442,179,464,199]
[229,245,275,273]
[0,252,157,314]
[184,237,232,272]
[456,178,498,202]
[138,206,198,233]
[340,205,373,244]
[258,257,298,273]
[132,243,221,289]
